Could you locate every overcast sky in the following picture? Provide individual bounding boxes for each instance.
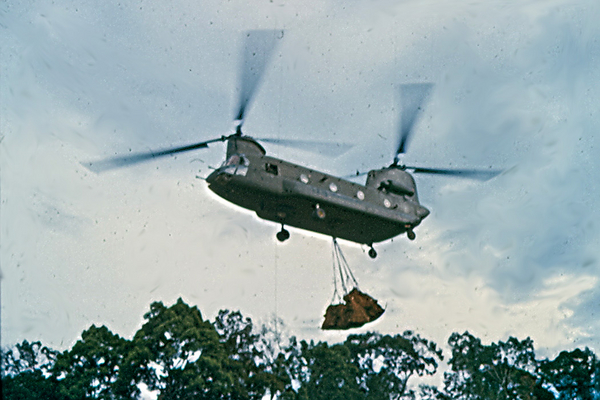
[2,0,600,359]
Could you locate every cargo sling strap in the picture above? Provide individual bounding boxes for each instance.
[331,238,359,304]
[322,238,385,330]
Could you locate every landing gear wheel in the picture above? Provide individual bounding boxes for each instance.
[368,247,377,259]
[407,230,416,241]
[276,227,290,242]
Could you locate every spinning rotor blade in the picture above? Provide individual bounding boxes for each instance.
[235,30,282,130]
[407,166,502,181]
[83,137,227,173]
[341,170,368,179]
[395,83,434,160]
[257,137,353,157]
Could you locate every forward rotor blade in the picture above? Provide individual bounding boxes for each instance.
[407,166,502,181]
[83,137,226,173]
[395,83,434,158]
[257,137,353,157]
[235,30,283,127]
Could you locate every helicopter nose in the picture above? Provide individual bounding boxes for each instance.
[206,170,218,184]
[206,169,231,185]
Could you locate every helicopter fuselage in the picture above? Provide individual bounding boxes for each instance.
[206,137,430,246]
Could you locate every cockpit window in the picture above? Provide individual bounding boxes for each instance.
[224,154,249,167]
[221,153,249,176]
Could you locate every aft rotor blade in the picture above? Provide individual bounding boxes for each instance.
[341,170,368,179]
[83,137,226,173]
[407,166,502,181]
[257,137,353,157]
[235,30,283,128]
[395,83,434,158]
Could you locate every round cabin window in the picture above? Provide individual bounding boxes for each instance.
[356,190,365,200]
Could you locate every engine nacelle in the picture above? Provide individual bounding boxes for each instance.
[366,168,417,198]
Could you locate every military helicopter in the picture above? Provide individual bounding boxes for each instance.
[86,30,501,258]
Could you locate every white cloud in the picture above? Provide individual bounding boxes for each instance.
[2,0,600,358]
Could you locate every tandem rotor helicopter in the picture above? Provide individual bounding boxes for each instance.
[86,30,502,259]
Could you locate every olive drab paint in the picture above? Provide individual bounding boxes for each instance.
[206,136,430,248]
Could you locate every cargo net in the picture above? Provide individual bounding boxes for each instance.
[322,238,385,330]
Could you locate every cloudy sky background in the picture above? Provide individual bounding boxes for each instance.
[2,0,600,359]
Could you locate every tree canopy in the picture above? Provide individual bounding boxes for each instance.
[2,299,598,400]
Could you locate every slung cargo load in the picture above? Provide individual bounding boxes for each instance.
[322,288,385,330]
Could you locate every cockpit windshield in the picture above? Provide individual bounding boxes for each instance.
[220,153,249,176]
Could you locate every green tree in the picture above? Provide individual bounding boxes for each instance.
[8,299,600,400]
[2,340,57,376]
[1,340,63,400]
[213,309,285,399]
[540,348,600,400]
[129,298,265,399]
[289,340,364,400]
[345,331,443,400]
[253,317,301,399]
[52,325,136,399]
[437,332,553,400]
[213,309,258,365]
